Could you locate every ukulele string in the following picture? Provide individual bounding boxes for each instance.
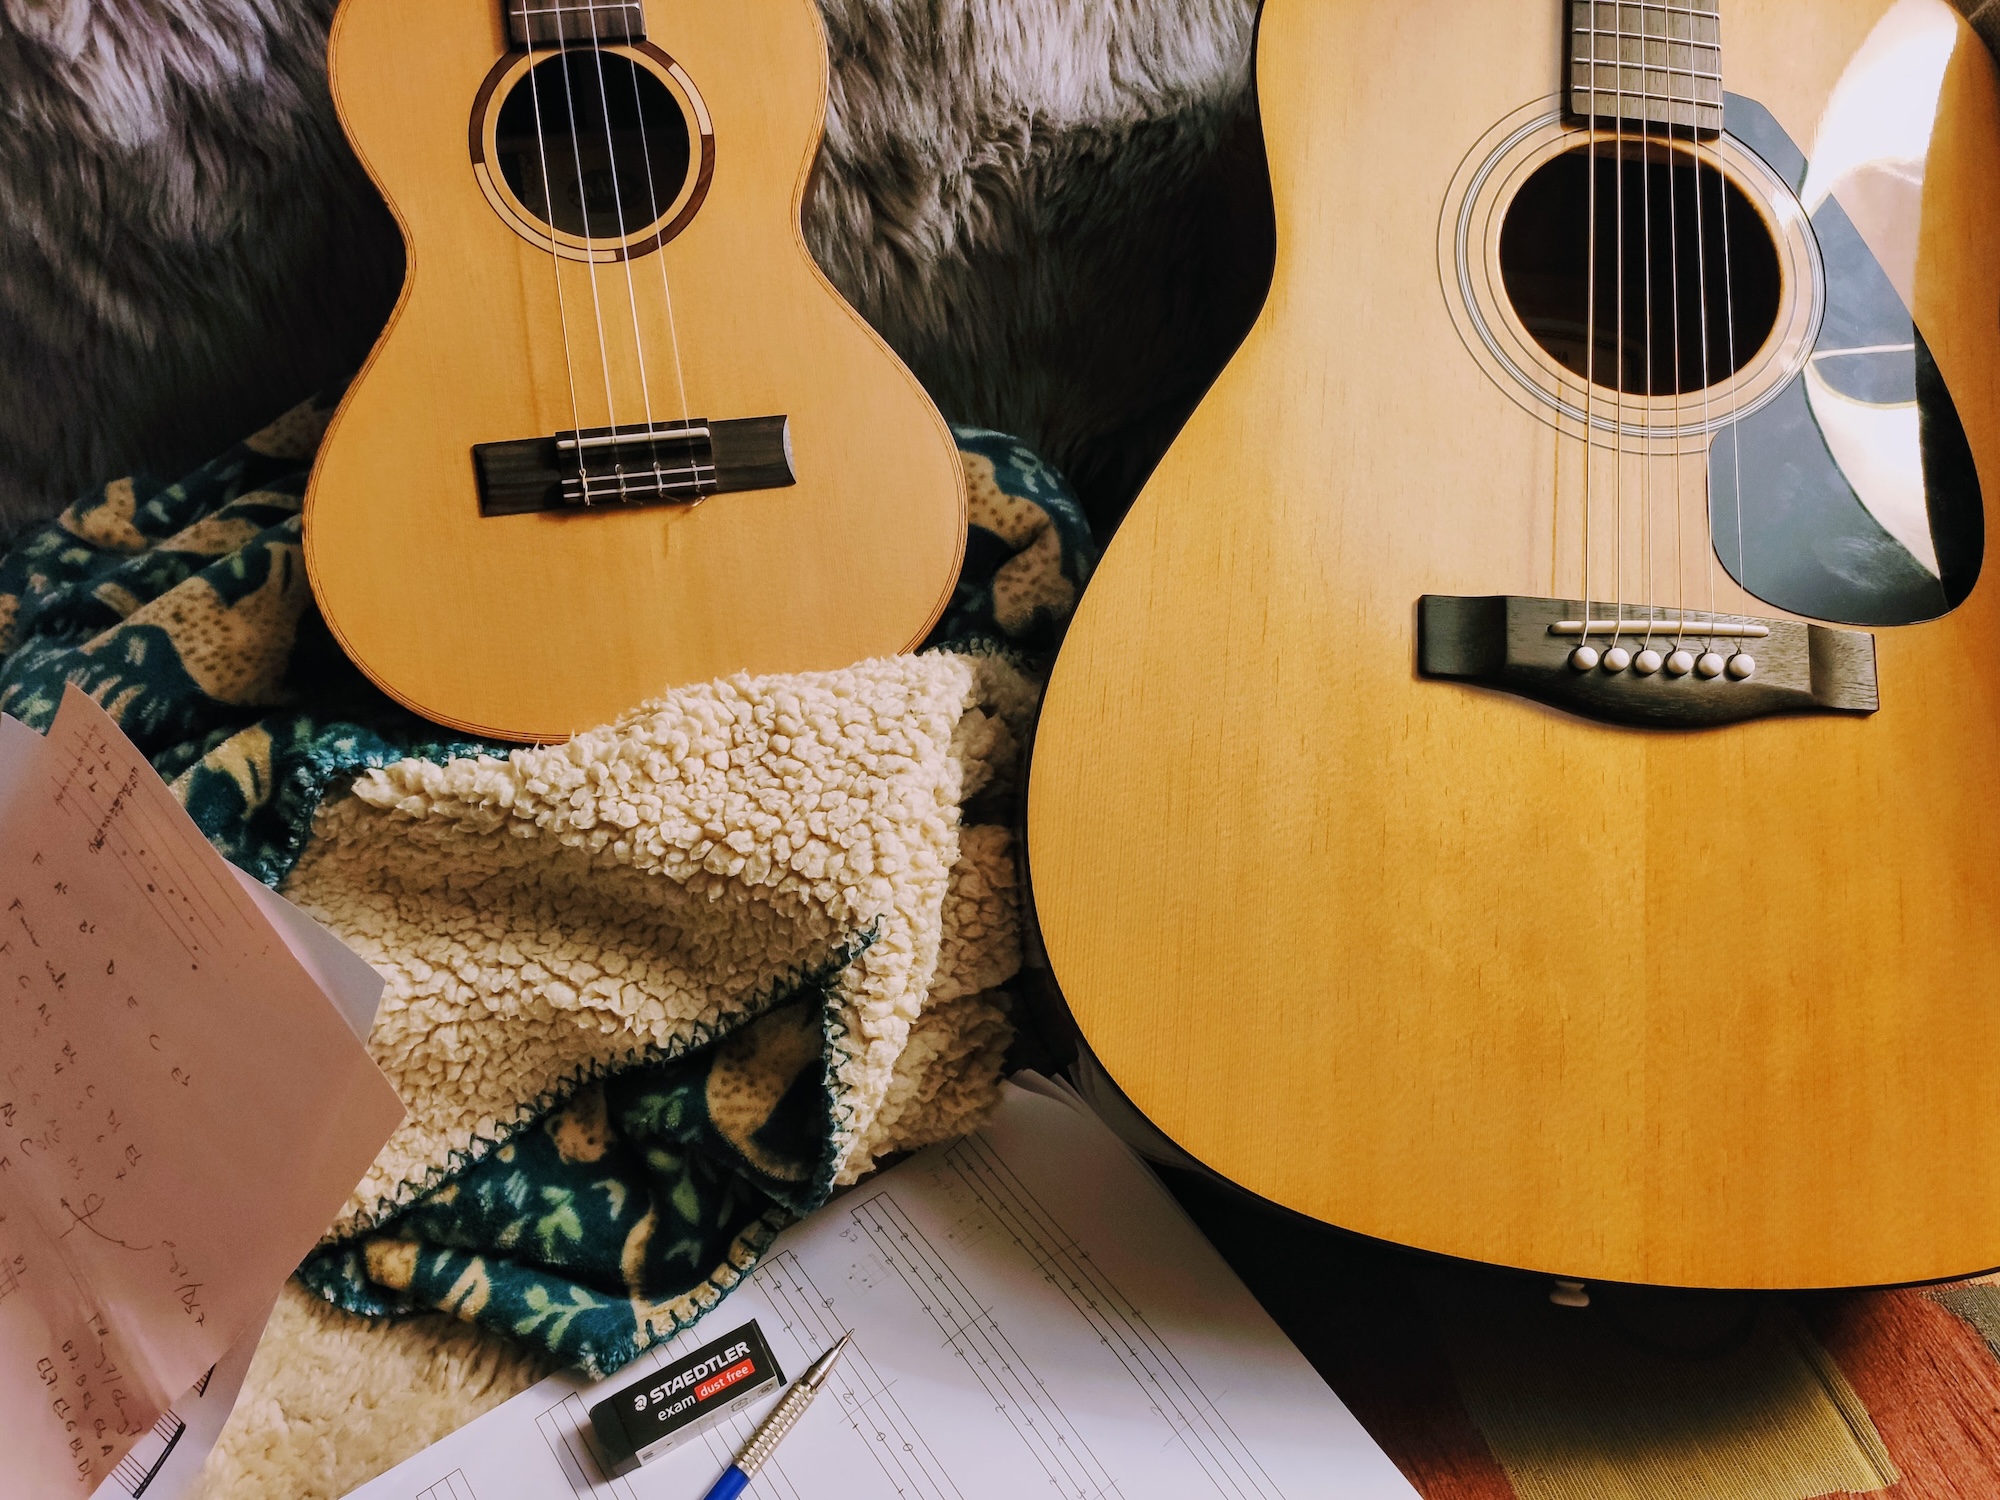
[555,8,625,502]
[579,3,663,496]
[526,41,588,492]
[622,37,696,489]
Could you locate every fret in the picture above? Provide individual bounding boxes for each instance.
[1568,0,1724,133]
[504,0,646,47]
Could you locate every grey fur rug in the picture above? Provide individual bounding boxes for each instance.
[9,1,1994,545]
[0,0,1268,541]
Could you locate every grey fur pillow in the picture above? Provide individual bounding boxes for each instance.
[0,0,1265,540]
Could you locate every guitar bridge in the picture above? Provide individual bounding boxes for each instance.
[1418,595,1879,727]
[472,417,795,517]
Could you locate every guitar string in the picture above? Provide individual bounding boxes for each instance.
[1551,356,1564,600]
[579,5,663,500]
[1640,22,1658,652]
[1612,0,1628,650]
[1663,44,1687,654]
[1581,4,1598,644]
[1704,145,1736,648]
[1717,3,1749,633]
[1694,4,1730,658]
[1692,70,1723,649]
[554,7,625,502]
[526,40,587,491]
[622,40,696,490]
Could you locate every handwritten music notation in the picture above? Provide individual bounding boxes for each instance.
[0,689,404,1494]
[44,712,259,976]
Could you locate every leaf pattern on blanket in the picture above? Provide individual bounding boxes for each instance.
[0,405,1094,1377]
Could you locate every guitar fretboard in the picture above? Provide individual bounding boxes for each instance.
[1569,1,1723,134]
[505,0,647,47]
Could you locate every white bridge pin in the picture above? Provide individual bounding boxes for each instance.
[1570,645,1601,671]
[1665,649,1696,676]
[1696,651,1726,678]
[1633,648,1663,675]
[1602,646,1631,673]
[1727,653,1756,679]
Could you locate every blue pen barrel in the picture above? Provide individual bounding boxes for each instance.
[702,1465,752,1500]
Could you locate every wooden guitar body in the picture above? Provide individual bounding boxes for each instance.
[1029,0,2000,1287]
[307,0,965,743]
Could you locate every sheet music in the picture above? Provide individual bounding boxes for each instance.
[93,1299,267,1500]
[0,689,405,1493]
[349,1081,1418,1500]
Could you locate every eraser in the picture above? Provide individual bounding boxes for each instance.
[589,1321,785,1476]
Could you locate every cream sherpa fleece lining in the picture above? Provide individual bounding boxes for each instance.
[284,649,1035,1239]
[195,1284,557,1500]
[182,650,1030,1500]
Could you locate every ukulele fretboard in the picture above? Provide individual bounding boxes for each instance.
[1568,0,1723,134]
[505,0,646,48]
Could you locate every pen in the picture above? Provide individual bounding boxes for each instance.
[698,1333,852,1500]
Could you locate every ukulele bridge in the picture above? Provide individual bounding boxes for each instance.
[472,416,795,517]
[1418,595,1878,728]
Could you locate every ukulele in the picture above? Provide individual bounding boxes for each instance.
[305,0,965,743]
[1030,0,2000,1288]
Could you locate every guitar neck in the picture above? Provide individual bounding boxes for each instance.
[1568,0,1723,134]
[504,0,647,47]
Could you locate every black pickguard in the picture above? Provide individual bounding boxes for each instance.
[1708,93,1982,626]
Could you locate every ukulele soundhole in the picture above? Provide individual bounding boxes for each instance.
[472,44,715,263]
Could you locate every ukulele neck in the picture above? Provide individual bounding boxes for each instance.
[504,0,646,48]
[1568,0,1723,135]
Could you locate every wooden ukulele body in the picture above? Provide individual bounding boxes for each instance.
[307,0,964,743]
[1029,0,2000,1287]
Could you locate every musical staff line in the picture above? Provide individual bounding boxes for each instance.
[851,1193,1123,1500]
[943,1134,1281,1500]
[107,1410,187,1498]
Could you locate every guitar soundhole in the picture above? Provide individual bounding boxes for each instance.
[1498,143,1783,396]
[493,51,693,242]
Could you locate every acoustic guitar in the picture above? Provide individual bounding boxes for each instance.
[1030,0,2000,1288]
[305,0,965,743]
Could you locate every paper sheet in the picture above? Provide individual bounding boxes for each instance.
[348,1080,1418,1500]
[90,1296,270,1500]
[80,881,381,1500]
[0,688,406,1492]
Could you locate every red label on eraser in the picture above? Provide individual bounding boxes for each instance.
[695,1358,757,1402]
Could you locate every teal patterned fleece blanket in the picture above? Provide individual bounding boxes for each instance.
[0,404,1092,1378]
